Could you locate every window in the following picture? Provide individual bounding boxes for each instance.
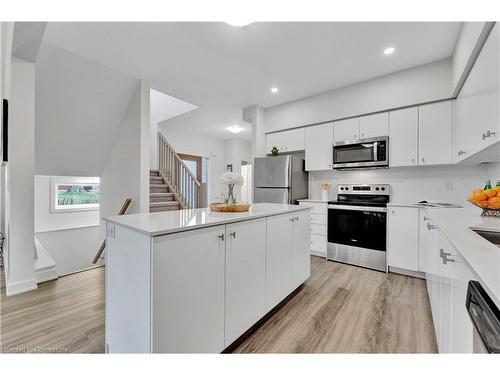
[51,178,100,213]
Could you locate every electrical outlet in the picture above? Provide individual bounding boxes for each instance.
[108,225,116,238]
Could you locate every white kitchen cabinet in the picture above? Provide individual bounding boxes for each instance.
[454,24,500,162]
[333,117,360,143]
[266,213,293,309]
[387,206,419,271]
[418,209,431,272]
[266,128,305,154]
[305,123,334,170]
[152,225,226,353]
[266,132,284,153]
[389,107,418,167]
[359,112,389,139]
[418,101,453,165]
[225,219,267,346]
[285,128,306,152]
[299,201,327,257]
[292,211,311,286]
[451,251,474,353]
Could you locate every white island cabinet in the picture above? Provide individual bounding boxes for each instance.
[104,203,311,353]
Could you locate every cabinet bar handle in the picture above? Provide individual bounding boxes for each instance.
[427,222,438,231]
[230,231,236,238]
[218,234,224,241]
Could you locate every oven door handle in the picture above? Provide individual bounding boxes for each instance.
[328,204,387,212]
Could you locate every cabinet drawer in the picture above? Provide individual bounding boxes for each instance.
[310,223,326,236]
[299,202,326,214]
[310,234,326,253]
[310,213,326,225]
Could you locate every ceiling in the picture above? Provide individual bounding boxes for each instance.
[42,22,462,140]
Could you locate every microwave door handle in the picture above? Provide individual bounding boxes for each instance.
[373,142,378,161]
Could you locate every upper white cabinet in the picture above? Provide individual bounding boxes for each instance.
[225,219,267,346]
[389,107,418,167]
[333,117,360,143]
[359,112,389,139]
[454,24,500,162]
[387,206,419,272]
[266,128,305,154]
[418,101,453,165]
[305,122,334,171]
[285,128,306,152]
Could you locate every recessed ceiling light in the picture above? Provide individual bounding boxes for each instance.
[226,125,245,134]
[384,47,395,55]
[225,21,252,27]
[270,87,279,93]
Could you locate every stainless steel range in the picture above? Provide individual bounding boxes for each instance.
[327,184,390,272]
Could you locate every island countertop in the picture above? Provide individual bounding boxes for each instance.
[103,203,311,237]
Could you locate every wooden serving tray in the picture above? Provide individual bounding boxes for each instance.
[209,202,251,212]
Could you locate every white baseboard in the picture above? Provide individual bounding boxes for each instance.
[35,267,58,283]
[6,278,38,296]
[311,250,327,258]
[388,266,426,279]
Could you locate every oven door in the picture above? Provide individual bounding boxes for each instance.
[332,136,388,169]
[327,205,387,271]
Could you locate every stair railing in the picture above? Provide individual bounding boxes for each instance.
[158,133,202,209]
[92,198,133,264]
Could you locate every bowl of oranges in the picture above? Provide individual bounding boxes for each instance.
[467,185,500,217]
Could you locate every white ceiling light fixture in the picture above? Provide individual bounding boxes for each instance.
[270,87,279,93]
[225,21,252,27]
[384,47,395,55]
[226,125,245,134]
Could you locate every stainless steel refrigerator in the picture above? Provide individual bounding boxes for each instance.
[253,155,308,204]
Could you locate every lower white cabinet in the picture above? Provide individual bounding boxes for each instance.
[225,219,267,346]
[292,211,311,286]
[152,225,226,353]
[424,218,476,353]
[387,206,419,271]
[299,201,327,257]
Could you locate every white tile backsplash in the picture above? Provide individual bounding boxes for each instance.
[309,162,500,205]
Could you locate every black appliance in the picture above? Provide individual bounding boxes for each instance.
[327,184,390,272]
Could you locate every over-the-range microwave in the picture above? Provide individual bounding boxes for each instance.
[332,136,389,169]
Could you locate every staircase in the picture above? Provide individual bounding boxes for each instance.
[149,170,181,212]
[157,132,206,210]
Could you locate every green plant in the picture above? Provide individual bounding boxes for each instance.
[271,146,279,156]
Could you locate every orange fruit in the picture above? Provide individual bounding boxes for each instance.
[473,188,484,194]
[474,192,488,201]
[467,193,476,201]
[484,189,497,198]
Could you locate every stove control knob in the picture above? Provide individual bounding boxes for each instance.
[381,187,386,191]
[375,187,380,191]
[340,187,344,190]
[345,187,349,190]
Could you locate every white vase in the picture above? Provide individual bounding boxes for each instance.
[321,190,328,201]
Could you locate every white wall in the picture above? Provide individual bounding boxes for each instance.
[452,22,486,91]
[308,164,493,213]
[36,226,101,276]
[158,125,225,201]
[264,59,453,133]
[100,82,149,240]
[243,105,266,158]
[34,42,139,176]
[34,175,100,233]
[224,138,252,201]
[6,57,37,295]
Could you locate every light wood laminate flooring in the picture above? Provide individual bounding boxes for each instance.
[1,257,437,353]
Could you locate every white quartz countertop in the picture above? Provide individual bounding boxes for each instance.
[430,209,500,308]
[104,203,311,237]
[297,199,329,203]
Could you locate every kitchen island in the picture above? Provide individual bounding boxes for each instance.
[103,203,311,353]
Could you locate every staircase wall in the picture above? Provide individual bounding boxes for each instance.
[100,81,150,241]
